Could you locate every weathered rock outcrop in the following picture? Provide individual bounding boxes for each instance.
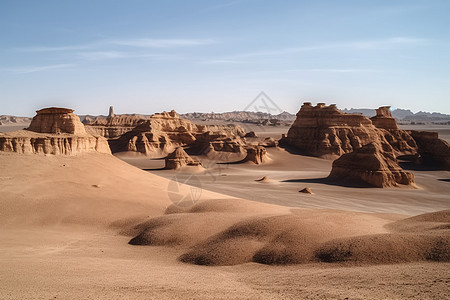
[370,106,398,130]
[408,130,450,170]
[243,146,267,164]
[27,107,87,135]
[328,142,415,188]
[280,103,417,158]
[110,110,246,156]
[165,147,201,169]
[84,114,147,139]
[0,107,110,155]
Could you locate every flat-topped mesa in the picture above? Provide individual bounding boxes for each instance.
[281,102,418,158]
[165,147,202,169]
[27,107,87,135]
[370,106,399,130]
[328,142,415,188]
[0,107,110,155]
[281,102,380,158]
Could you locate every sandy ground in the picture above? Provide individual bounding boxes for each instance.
[123,147,450,215]
[1,150,449,299]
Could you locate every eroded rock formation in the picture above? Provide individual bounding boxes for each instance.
[328,142,415,188]
[370,106,398,130]
[27,107,87,135]
[280,103,417,158]
[243,145,267,164]
[0,107,110,155]
[110,110,246,156]
[408,130,450,170]
[165,147,201,169]
[84,114,147,139]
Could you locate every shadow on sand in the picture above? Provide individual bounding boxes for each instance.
[281,177,376,188]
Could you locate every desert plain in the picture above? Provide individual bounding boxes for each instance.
[0,105,449,300]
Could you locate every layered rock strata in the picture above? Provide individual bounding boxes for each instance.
[280,102,417,158]
[0,107,110,155]
[408,130,450,170]
[110,110,246,156]
[243,146,267,164]
[328,142,415,188]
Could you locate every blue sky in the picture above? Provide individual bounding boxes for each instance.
[1,0,449,116]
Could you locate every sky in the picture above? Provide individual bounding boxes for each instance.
[1,0,449,116]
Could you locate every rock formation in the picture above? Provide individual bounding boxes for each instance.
[0,107,110,155]
[84,114,147,139]
[280,102,417,158]
[259,137,278,147]
[165,147,201,169]
[109,110,246,156]
[408,130,450,170]
[299,187,313,194]
[108,106,115,118]
[243,145,267,164]
[370,106,398,130]
[328,142,415,188]
[27,107,87,135]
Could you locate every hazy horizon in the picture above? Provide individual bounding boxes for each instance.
[1,0,450,116]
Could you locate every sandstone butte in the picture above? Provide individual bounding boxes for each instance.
[106,110,247,156]
[328,142,415,188]
[280,102,417,159]
[0,107,110,155]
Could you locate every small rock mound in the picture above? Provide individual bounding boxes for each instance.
[243,146,267,164]
[328,142,414,188]
[299,187,313,194]
[27,107,86,135]
[255,176,269,182]
[165,147,201,169]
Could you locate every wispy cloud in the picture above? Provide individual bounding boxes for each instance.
[6,63,75,74]
[16,38,215,53]
[228,37,429,59]
[109,38,215,48]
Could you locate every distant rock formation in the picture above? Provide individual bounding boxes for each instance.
[110,110,246,156]
[0,107,110,155]
[165,147,201,169]
[370,106,398,130]
[328,142,415,188]
[280,102,417,158]
[408,131,450,170]
[108,106,115,118]
[243,145,267,164]
[84,114,147,139]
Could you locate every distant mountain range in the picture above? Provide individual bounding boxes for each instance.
[342,108,450,122]
[2,107,450,127]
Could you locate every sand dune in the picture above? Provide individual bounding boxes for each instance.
[1,150,449,299]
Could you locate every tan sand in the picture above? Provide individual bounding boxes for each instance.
[1,151,449,299]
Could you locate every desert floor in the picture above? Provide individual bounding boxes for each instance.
[1,124,449,299]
